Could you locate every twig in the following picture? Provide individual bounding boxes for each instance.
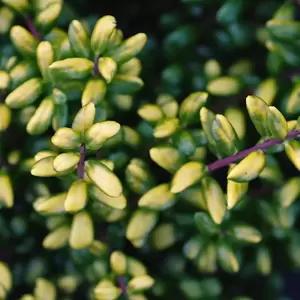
[117,276,128,297]
[77,144,86,179]
[25,18,41,40]
[207,129,300,172]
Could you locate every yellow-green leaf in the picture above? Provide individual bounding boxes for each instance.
[69,211,94,249]
[171,161,206,193]
[227,150,266,182]
[86,160,123,197]
[138,183,176,210]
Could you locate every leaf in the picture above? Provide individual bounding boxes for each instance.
[194,212,219,236]
[69,211,94,249]
[43,225,70,249]
[149,144,183,174]
[34,278,56,300]
[5,78,42,109]
[254,78,277,105]
[109,33,147,64]
[217,240,239,273]
[85,160,123,197]
[53,152,80,173]
[127,275,154,293]
[89,184,126,209]
[137,104,164,123]
[256,246,272,275]
[98,57,117,83]
[10,25,38,57]
[26,97,54,135]
[246,95,270,137]
[152,223,176,250]
[179,92,208,125]
[72,102,96,138]
[51,128,81,150]
[126,209,158,241]
[85,121,121,150]
[49,58,94,80]
[91,15,117,56]
[207,76,241,96]
[36,41,54,82]
[201,177,226,225]
[0,173,13,208]
[68,20,91,58]
[0,104,11,132]
[277,177,300,207]
[266,106,288,139]
[228,224,262,243]
[227,150,266,182]
[156,94,178,118]
[33,193,67,214]
[284,140,300,171]
[138,183,176,210]
[153,118,179,138]
[211,114,239,157]
[81,78,106,106]
[170,161,206,193]
[64,180,88,213]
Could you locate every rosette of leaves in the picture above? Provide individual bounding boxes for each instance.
[4,9,147,136]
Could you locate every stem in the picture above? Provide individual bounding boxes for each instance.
[117,276,128,297]
[207,129,300,172]
[77,144,86,179]
[93,56,100,76]
[25,18,41,40]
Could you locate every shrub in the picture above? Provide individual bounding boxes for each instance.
[0,0,300,299]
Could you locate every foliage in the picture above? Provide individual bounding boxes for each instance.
[0,0,300,299]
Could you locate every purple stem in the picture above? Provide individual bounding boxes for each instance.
[25,18,41,40]
[117,276,128,297]
[77,144,86,179]
[93,56,100,76]
[207,129,300,172]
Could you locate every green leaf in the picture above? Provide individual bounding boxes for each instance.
[179,92,208,125]
[173,131,196,157]
[217,240,239,273]
[194,212,219,236]
[267,19,300,42]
